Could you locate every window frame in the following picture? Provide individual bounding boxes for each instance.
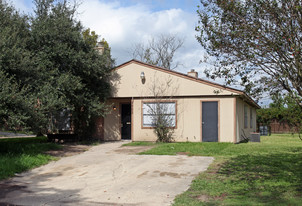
[141,100,177,129]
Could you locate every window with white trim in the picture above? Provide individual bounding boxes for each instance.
[244,105,248,128]
[143,102,176,127]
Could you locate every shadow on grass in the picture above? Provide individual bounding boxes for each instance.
[0,137,60,155]
[218,151,302,205]
[0,137,61,180]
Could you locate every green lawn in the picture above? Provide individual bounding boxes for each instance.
[0,137,62,180]
[130,134,302,205]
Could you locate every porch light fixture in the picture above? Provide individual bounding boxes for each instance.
[140,71,145,84]
[113,105,117,111]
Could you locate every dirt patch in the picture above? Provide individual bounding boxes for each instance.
[194,193,226,202]
[207,169,219,174]
[45,144,91,157]
[214,193,227,201]
[114,146,155,154]
[196,194,210,202]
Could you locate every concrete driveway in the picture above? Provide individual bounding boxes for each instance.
[0,131,35,138]
[0,141,214,206]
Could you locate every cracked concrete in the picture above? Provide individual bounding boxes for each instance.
[0,141,214,206]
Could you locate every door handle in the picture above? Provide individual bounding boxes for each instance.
[202,122,205,125]
[126,122,131,125]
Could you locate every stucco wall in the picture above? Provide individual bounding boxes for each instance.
[111,62,236,98]
[236,97,257,142]
[104,97,236,143]
[219,97,236,142]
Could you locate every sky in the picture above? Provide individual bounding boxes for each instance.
[8,0,270,106]
[9,0,207,74]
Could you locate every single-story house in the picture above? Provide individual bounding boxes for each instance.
[94,59,260,143]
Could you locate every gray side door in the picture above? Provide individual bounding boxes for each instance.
[202,101,218,142]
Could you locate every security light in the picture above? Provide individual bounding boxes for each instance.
[140,72,145,80]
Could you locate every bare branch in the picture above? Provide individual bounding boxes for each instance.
[130,33,184,70]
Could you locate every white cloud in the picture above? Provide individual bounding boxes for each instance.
[78,1,148,45]
[8,0,32,13]
[78,0,205,74]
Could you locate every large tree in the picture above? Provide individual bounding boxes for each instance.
[28,0,113,137]
[131,33,184,70]
[0,0,37,131]
[0,0,113,137]
[196,0,302,106]
[0,70,35,131]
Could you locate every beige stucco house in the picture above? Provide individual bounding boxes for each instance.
[95,59,260,143]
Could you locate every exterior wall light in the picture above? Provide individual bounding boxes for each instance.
[113,105,117,111]
[140,71,146,84]
[140,72,145,80]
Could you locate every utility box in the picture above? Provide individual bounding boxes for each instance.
[259,126,268,136]
[250,133,260,142]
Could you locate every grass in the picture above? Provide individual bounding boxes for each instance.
[0,136,62,180]
[133,134,302,205]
